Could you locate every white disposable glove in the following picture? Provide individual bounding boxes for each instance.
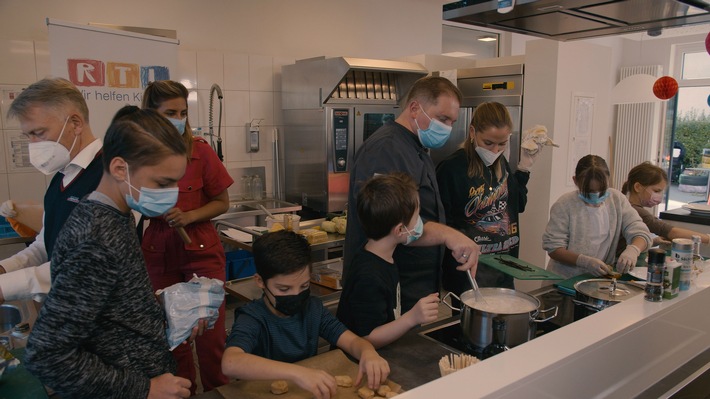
[517,150,538,172]
[518,125,559,172]
[616,244,640,274]
[576,254,612,277]
[0,200,16,218]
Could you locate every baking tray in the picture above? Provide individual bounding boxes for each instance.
[478,254,563,280]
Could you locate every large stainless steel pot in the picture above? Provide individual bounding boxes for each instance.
[443,287,558,349]
[572,278,644,319]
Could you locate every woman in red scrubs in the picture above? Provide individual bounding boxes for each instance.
[142,80,233,394]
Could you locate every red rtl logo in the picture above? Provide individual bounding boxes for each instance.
[68,59,105,87]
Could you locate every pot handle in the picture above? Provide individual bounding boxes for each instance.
[441,292,461,312]
[571,299,604,313]
[532,306,558,323]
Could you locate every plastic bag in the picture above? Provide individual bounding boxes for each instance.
[157,274,225,350]
[0,345,20,379]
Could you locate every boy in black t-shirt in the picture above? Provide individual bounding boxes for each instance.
[337,173,440,348]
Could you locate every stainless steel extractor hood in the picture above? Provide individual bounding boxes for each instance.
[443,0,710,41]
[281,56,427,109]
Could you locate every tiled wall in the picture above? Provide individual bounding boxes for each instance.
[0,40,53,205]
[0,39,291,203]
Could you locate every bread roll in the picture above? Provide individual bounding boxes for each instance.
[270,380,289,395]
[385,391,399,398]
[357,386,375,399]
[377,385,391,396]
[335,375,353,387]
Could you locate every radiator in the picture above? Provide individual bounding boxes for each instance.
[611,65,663,189]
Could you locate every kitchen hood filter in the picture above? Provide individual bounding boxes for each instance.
[331,70,398,101]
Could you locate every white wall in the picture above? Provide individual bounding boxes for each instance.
[0,0,445,203]
[0,0,443,59]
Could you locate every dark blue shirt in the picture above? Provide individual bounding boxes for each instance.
[44,153,103,259]
[226,296,348,363]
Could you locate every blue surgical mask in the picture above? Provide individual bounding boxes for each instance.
[403,215,424,245]
[124,165,179,217]
[167,117,187,135]
[578,191,610,205]
[414,107,452,149]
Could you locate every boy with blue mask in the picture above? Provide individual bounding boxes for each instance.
[223,231,390,398]
[543,155,652,278]
[337,173,439,349]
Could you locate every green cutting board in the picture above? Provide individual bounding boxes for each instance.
[478,254,563,280]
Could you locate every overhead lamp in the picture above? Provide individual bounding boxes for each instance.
[442,51,477,57]
[478,36,497,42]
[611,74,662,104]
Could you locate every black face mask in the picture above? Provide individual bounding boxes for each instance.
[265,287,311,316]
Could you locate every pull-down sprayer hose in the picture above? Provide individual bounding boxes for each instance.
[209,83,224,161]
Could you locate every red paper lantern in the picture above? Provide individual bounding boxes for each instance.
[653,76,678,100]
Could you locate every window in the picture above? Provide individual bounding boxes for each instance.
[662,42,710,212]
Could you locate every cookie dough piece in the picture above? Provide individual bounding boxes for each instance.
[270,380,289,395]
[357,386,375,399]
[385,392,400,398]
[335,375,353,387]
[377,385,392,396]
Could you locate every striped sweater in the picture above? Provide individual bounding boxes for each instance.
[25,194,176,399]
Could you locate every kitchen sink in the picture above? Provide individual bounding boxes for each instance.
[217,199,301,218]
[213,199,302,226]
[228,204,258,213]
[0,300,37,349]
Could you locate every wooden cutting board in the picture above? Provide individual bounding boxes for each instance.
[216,349,402,399]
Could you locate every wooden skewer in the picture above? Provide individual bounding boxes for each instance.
[176,226,192,244]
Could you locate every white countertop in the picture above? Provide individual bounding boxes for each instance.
[398,270,710,398]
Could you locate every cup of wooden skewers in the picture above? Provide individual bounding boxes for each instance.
[439,353,480,377]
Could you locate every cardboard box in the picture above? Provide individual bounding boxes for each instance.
[663,259,680,299]
[311,258,343,290]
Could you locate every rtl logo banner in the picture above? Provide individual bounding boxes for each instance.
[67,59,170,88]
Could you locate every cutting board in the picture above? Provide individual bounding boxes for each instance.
[554,273,643,296]
[478,254,563,280]
[216,349,402,399]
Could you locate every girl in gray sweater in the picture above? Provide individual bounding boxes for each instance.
[25,107,193,399]
[543,155,651,279]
